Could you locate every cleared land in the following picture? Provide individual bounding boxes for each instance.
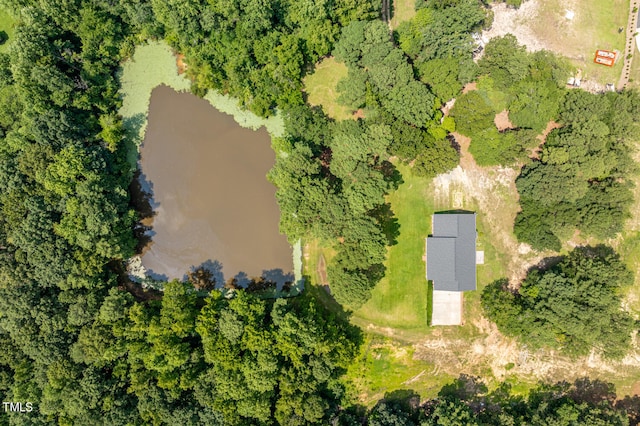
[483,0,627,89]
[302,57,352,121]
[305,127,640,401]
[390,0,416,29]
[0,9,17,53]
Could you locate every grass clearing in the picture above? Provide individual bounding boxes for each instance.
[306,146,640,401]
[486,0,627,87]
[345,334,454,406]
[529,0,626,85]
[0,8,17,54]
[390,0,416,30]
[303,57,352,121]
[620,232,640,313]
[353,163,434,332]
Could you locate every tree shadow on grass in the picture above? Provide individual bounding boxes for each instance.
[370,202,400,246]
[122,112,146,169]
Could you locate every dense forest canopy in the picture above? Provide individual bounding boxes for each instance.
[0,0,639,423]
[330,4,481,178]
[515,90,640,250]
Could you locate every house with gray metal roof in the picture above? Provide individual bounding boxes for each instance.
[426,212,478,325]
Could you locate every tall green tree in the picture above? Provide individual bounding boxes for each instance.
[482,246,636,359]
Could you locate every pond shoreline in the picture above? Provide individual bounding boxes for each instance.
[119,41,302,295]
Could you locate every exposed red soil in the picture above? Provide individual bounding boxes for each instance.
[176,53,187,75]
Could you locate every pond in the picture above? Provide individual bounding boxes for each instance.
[135,85,293,287]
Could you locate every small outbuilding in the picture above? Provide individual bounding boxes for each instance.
[426,212,477,325]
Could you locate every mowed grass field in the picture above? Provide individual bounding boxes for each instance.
[529,0,627,84]
[302,57,352,121]
[353,163,434,331]
[0,9,17,53]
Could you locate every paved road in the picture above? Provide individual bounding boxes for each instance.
[617,0,639,89]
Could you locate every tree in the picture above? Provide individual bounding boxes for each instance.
[399,0,486,62]
[369,401,416,426]
[508,80,563,133]
[195,291,360,425]
[418,58,464,103]
[479,35,530,88]
[482,246,636,359]
[515,90,636,249]
[336,68,368,110]
[449,91,495,137]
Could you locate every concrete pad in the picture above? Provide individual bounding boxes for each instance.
[476,251,484,264]
[431,290,463,326]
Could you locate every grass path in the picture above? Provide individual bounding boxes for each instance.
[390,0,416,29]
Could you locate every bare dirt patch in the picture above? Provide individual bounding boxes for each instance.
[530,120,561,159]
[481,0,547,53]
[353,109,366,119]
[494,110,515,131]
[462,82,477,94]
[175,53,187,75]
[441,99,456,117]
[414,314,640,391]
[317,254,328,285]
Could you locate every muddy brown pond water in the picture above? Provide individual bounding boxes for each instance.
[135,85,293,286]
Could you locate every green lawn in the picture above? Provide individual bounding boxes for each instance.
[530,0,627,85]
[302,57,352,121]
[351,161,509,334]
[390,0,416,30]
[353,163,434,331]
[0,9,17,53]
